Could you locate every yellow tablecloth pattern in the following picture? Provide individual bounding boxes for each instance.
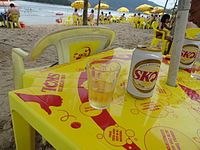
[9,48,200,149]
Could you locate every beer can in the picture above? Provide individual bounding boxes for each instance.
[127,45,162,99]
[179,38,199,69]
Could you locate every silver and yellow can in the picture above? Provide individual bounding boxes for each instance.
[127,45,162,99]
[179,38,199,69]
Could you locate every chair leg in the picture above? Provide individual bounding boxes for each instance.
[162,41,169,54]
[11,110,35,150]
[151,39,159,47]
[9,22,14,29]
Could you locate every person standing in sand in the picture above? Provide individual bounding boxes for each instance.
[72,8,81,25]
[7,3,20,21]
[88,9,94,26]
[107,12,112,23]
[73,8,80,17]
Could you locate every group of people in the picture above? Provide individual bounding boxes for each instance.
[71,9,198,56]
[72,8,95,25]
[0,3,20,27]
[99,11,113,23]
[72,9,115,25]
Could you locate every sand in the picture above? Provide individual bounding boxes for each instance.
[0,23,153,149]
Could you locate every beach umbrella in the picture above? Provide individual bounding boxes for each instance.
[143,11,151,15]
[71,0,91,9]
[167,0,191,86]
[94,3,109,10]
[117,7,129,13]
[151,6,164,13]
[135,4,153,12]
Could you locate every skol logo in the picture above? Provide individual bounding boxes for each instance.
[74,47,91,60]
[134,70,158,82]
[132,59,161,93]
[180,44,199,65]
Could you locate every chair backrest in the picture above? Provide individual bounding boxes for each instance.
[134,17,139,23]
[186,28,200,39]
[72,15,79,25]
[28,26,116,64]
[152,21,159,30]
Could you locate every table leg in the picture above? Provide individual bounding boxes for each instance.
[11,110,35,150]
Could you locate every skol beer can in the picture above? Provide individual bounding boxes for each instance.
[179,38,199,69]
[127,45,162,99]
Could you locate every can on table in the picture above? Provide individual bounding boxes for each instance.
[127,45,162,99]
[179,38,199,69]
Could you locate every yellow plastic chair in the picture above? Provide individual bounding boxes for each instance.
[133,17,140,28]
[185,28,200,39]
[72,15,79,25]
[111,16,118,23]
[8,14,21,28]
[65,15,73,26]
[139,17,145,29]
[120,18,126,23]
[12,26,116,89]
[150,21,170,54]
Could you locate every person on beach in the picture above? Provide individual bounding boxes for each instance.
[146,14,155,26]
[120,13,126,21]
[7,3,20,22]
[104,13,108,21]
[107,12,112,23]
[157,14,173,55]
[0,12,7,27]
[99,11,104,24]
[73,8,80,17]
[88,9,94,26]
[72,8,81,25]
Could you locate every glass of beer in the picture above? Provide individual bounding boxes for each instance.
[191,52,200,80]
[87,59,121,109]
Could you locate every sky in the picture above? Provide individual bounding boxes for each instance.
[149,0,177,8]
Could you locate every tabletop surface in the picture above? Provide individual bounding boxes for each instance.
[10,48,200,150]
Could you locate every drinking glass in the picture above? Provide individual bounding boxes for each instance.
[87,59,121,109]
[191,52,200,80]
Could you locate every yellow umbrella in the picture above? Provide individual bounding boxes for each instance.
[135,4,153,12]
[71,0,91,9]
[151,6,164,13]
[117,7,129,13]
[143,11,151,15]
[94,3,109,10]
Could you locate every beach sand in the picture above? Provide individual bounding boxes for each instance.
[0,23,153,149]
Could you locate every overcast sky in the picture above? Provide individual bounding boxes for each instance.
[149,0,177,8]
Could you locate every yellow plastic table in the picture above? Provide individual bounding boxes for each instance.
[9,48,200,150]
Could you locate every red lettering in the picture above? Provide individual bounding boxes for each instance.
[48,73,60,79]
[41,86,56,92]
[41,73,61,92]
[134,70,158,82]
[181,51,196,59]
[134,70,142,80]
[140,71,151,82]
[44,80,58,87]
[189,52,196,58]
[181,50,189,58]
[149,72,158,82]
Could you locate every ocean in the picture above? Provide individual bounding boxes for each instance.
[0,0,134,25]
